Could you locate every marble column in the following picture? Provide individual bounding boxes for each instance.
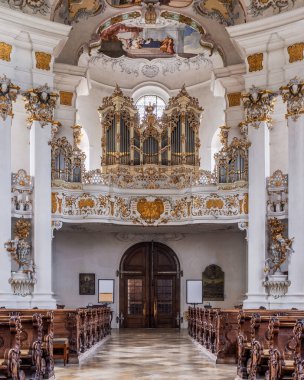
[30,120,56,308]
[0,115,14,305]
[242,87,276,308]
[281,79,304,308]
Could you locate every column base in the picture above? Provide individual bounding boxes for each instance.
[243,293,269,309]
[243,293,304,310]
[30,293,57,309]
[0,292,57,309]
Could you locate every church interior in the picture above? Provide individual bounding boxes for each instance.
[0,0,304,377]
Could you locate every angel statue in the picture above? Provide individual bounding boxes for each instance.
[264,218,294,276]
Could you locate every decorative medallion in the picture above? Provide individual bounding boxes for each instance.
[227,92,241,107]
[137,198,165,223]
[287,43,304,64]
[0,42,12,62]
[35,52,51,71]
[247,53,263,72]
[60,91,73,106]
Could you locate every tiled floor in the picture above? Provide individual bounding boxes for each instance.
[55,329,237,380]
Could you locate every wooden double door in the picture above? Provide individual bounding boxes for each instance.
[119,242,180,328]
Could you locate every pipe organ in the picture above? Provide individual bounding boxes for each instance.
[51,126,86,184]
[98,85,202,172]
[214,125,250,185]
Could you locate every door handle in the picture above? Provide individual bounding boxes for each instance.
[143,302,146,317]
[153,300,157,318]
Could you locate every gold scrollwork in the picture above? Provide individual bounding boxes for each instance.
[227,92,242,107]
[35,52,52,71]
[287,43,304,64]
[60,91,73,106]
[137,198,164,223]
[0,42,12,62]
[247,53,263,72]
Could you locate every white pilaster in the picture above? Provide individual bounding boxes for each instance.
[243,122,269,308]
[285,114,304,308]
[0,116,14,305]
[30,121,56,308]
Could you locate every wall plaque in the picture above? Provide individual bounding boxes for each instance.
[202,264,224,301]
[79,273,95,295]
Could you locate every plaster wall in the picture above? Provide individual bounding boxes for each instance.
[53,229,246,328]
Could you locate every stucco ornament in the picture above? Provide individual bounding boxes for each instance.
[1,0,49,14]
[242,85,277,129]
[0,75,20,121]
[280,77,304,121]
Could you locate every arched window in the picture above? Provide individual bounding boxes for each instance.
[136,95,165,121]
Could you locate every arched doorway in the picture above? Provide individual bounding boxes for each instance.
[119,242,181,328]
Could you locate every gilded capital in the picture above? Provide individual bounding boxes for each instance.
[23,84,59,127]
[280,77,304,121]
[0,75,20,121]
[242,86,277,128]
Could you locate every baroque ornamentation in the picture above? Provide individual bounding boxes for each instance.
[4,218,36,296]
[242,85,276,128]
[267,170,288,217]
[0,75,20,121]
[35,52,51,71]
[263,218,293,299]
[51,220,63,238]
[280,77,304,121]
[1,0,49,15]
[214,126,250,185]
[114,232,185,242]
[53,0,106,24]
[227,92,241,107]
[89,53,211,78]
[51,188,248,226]
[11,169,33,218]
[193,0,242,26]
[0,42,12,61]
[60,91,73,106]
[23,84,59,126]
[287,43,304,63]
[247,53,263,72]
[248,0,289,17]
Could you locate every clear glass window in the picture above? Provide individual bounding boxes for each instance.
[136,95,166,121]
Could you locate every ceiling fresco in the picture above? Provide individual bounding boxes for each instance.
[107,0,192,8]
[88,11,217,60]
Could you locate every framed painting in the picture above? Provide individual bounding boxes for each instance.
[98,279,115,304]
[202,265,224,301]
[79,273,95,295]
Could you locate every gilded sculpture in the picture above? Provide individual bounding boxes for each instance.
[0,75,20,121]
[137,198,165,223]
[280,77,304,121]
[264,218,294,275]
[23,84,59,126]
[4,218,36,296]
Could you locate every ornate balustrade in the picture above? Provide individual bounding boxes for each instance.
[267,170,288,219]
[51,181,248,226]
[11,169,33,218]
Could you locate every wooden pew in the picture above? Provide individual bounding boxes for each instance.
[0,315,25,380]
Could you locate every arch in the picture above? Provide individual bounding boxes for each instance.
[119,242,181,328]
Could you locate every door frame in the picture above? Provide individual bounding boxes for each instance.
[119,242,181,328]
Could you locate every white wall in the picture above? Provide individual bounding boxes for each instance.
[53,228,246,328]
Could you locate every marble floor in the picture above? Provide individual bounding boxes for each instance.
[55,329,237,380]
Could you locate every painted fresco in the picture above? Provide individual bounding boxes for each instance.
[92,17,207,59]
[107,0,192,8]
